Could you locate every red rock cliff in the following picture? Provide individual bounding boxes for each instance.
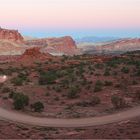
[25,36,80,55]
[0,27,24,43]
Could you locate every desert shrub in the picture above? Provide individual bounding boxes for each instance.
[136,69,140,76]
[12,92,29,110]
[104,68,110,76]
[95,63,104,69]
[60,79,69,88]
[2,87,11,93]
[11,77,23,86]
[112,71,118,76]
[76,101,90,107]
[62,55,69,61]
[132,80,138,85]
[94,80,103,92]
[76,96,100,107]
[68,74,77,82]
[78,66,85,75]
[80,78,88,86]
[91,96,101,106]
[39,70,58,85]
[114,84,121,88]
[54,86,62,92]
[104,81,113,86]
[90,71,94,75]
[9,91,15,98]
[106,61,117,68]
[45,92,50,96]
[111,95,126,109]
[67,86,80,99]
[11,72,28,86]
[85,85,91,90]
[135,91,140,100]
[18,72,28,81]
[31,101,44,112]
[121,67,129,74]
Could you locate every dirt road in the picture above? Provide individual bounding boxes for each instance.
[0,76,140,128]
[0,106,140,128]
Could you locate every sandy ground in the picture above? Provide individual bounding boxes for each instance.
[0,117,140,139]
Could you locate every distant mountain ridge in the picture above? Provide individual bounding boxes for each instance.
[83,38,140,55]
[76,36,120,43]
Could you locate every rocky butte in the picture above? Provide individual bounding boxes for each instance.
[19,47,53,65]
[25,36,81,56]
[0,27,24,43]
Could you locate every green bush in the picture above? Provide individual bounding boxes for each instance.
[11,77,23,86]
[11,72,28,86]
[132,80,138,85]
[121,67,129,74]
[135,91,140,100]
[39,70,58,85]
[31,101,44,112]
[104,68,110,76]
[67,86,80,99]
[104,81,113,86]
[95,63,104,69]
[91,96,101,106]
[76,96,100,107]
[12,92,29,110]
[136,69,140,76]
[94,80,103,92]
[111,95,125,109]
[2,87,11,93]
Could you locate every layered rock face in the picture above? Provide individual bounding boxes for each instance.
[0,27,24,43]
[25,36,80,55]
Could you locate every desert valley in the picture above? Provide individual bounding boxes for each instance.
[0,27,140,138]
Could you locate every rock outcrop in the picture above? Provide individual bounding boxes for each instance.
[0,27,24,43]
[20,47,53,63]
[25,36,80,56]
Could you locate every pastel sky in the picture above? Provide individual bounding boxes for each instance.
[0,0,140,38]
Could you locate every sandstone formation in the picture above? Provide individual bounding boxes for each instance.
[25,36,80,56]
[0,27,24,43]
[19,47,53,64]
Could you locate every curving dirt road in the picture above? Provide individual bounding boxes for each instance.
[0,106,140,128]
[1,76,140,128]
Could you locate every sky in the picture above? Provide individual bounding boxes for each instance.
[0,0,140,38]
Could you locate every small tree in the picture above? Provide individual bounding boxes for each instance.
[31,101,44,112]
